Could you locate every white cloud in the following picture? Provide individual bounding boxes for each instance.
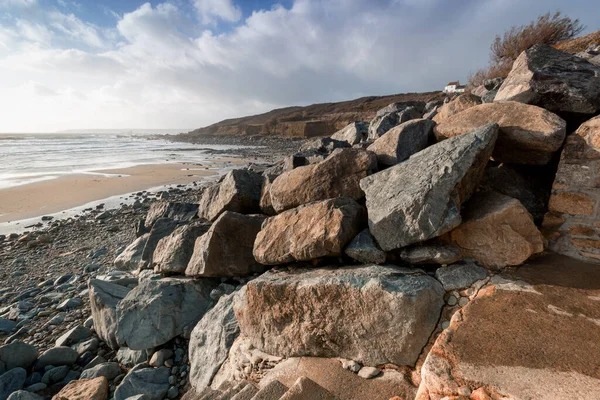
[0,0,36,7]
[0,0,596,132]
[193,0,242,24]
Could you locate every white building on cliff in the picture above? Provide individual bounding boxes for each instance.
[444,81,466,93]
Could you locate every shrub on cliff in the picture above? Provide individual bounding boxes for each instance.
[468,11,584,87]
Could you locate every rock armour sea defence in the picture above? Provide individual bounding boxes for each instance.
[234,265,445,366]
[360,123,498,251]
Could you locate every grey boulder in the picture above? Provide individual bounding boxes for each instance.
[186,212,266,277]
[368,103,424,140]
[89,279,132,350]
[114,234,149,271]
[144,202,199,230]
[367,118,436,166]
[198,169,263,222]
[0,341,38,372]
[344,229,386,264]
[330,121,369,145]
[189,292,240,393]
[0,368,26,400]
[360,123,498,251]
[435,261,489,291]
[80,362,122,380]
[114,365,170,400]
[153,221,211,274]
[35,347,78,369]
[234,265,444,366]
[495,44,600,114]
[116,277,217,350]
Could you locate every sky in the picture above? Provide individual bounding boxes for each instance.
[0,0,597,133]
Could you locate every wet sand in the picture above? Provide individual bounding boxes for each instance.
[0,163,224,223]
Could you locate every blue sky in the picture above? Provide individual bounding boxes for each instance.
[0,0,597,132]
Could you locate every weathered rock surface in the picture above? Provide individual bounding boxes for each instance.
[35,347,78,369]
[234,265,444,366]
[434,261,488,291]
[198,170,263,221]
[367,119,435,166]
[253,198,365,265]
[330,121,369,145]
[116,277,217,350]
[417,254,600,399]
[144,202,199,230]
[114,365,170,400]
[400,244,462,265]
[434,101,566,164]
[280,377,336,400]
[433,93,481,123]
[139,218,181,270]
[189,292,240,393]
[360,124,498,251]
[114,234,149,271]
[89,279,132,350]
[186,212,266,277]
[153,221,211,274]
[445,192,544,269]
[494,44,600,114]
[51,377,108,400]
[0,341,38,372]
[7,391,43,400]
[268,148,377,213]
[344,229,386,264]
[80,362,121,380]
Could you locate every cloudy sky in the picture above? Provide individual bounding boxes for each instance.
[0,0,596,132]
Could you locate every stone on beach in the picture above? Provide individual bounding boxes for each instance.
[367,118,436,166]
[89,279,132,350]
[113,234,149,271]
[253,198,365,265]
[114,365,170,400]
[360,123,498,251]
[433,93,481,123]
[0,341,38,372]
[144,202,199,230]
[52,377,109,400]
[330,121,369,145]
[344,229,386,264]
[153,221,211,274]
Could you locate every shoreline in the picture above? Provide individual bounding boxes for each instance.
[0,159,245,229]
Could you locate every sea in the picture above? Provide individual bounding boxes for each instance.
[0,133,249,190]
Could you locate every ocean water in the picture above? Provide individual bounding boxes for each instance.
[0,133,250,190]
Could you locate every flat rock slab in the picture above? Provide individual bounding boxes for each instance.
[434,101,566,165]
[495,44,600,114]
[418,253,600,399]
[144,202,199,230]
[116,277,217,350]
[360,124,498,251]
[234,265,444,366]
[260,357,416,400]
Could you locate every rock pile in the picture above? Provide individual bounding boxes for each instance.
[2,41,600,400]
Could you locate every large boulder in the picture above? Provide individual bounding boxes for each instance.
[0,368,26,400]
[268,148,377,213]
[144,202,199,230]
[368,102,425,140]
[0,341,38,372]
[89,279,132,350]
[189,292,240,393]
[344,229,386,264]
[153,221,211,274]
[234,265,444,366]
[360,124,498,251]
[114,365,170,400]
[417,254,600,399]
[445,191,544,269]
[253,198,365,265]
[186,212,266,277]
[115,277,217,350]
[138,218,181,270]
[432,93,481,123]
[198,169,263,222]
[330,121,369,145]
[434,101,566,165]
[494,44,600,114]
[367,119,436,166]
[114,234,149,271]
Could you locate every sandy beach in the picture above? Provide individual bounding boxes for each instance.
[0,162,229,223]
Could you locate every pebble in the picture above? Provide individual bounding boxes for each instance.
[458,297,469,307]
[441,321,451,329]
[341,359,361,373]
[446,295,458,306]
[357,366,381,379]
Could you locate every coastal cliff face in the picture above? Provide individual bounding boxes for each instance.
[1,41,600,400]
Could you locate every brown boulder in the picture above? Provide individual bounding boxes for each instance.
[198,169,263,221]
[268,148,377,213]
[445,192,544,269]
[253,198,365,265]
[52,377,108,400]
[434,101,566,165]
[367,119,436,166]
[153,221,211,274]
[186,212,266,277]
[417,254,600,399]
[432,93,481,123]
